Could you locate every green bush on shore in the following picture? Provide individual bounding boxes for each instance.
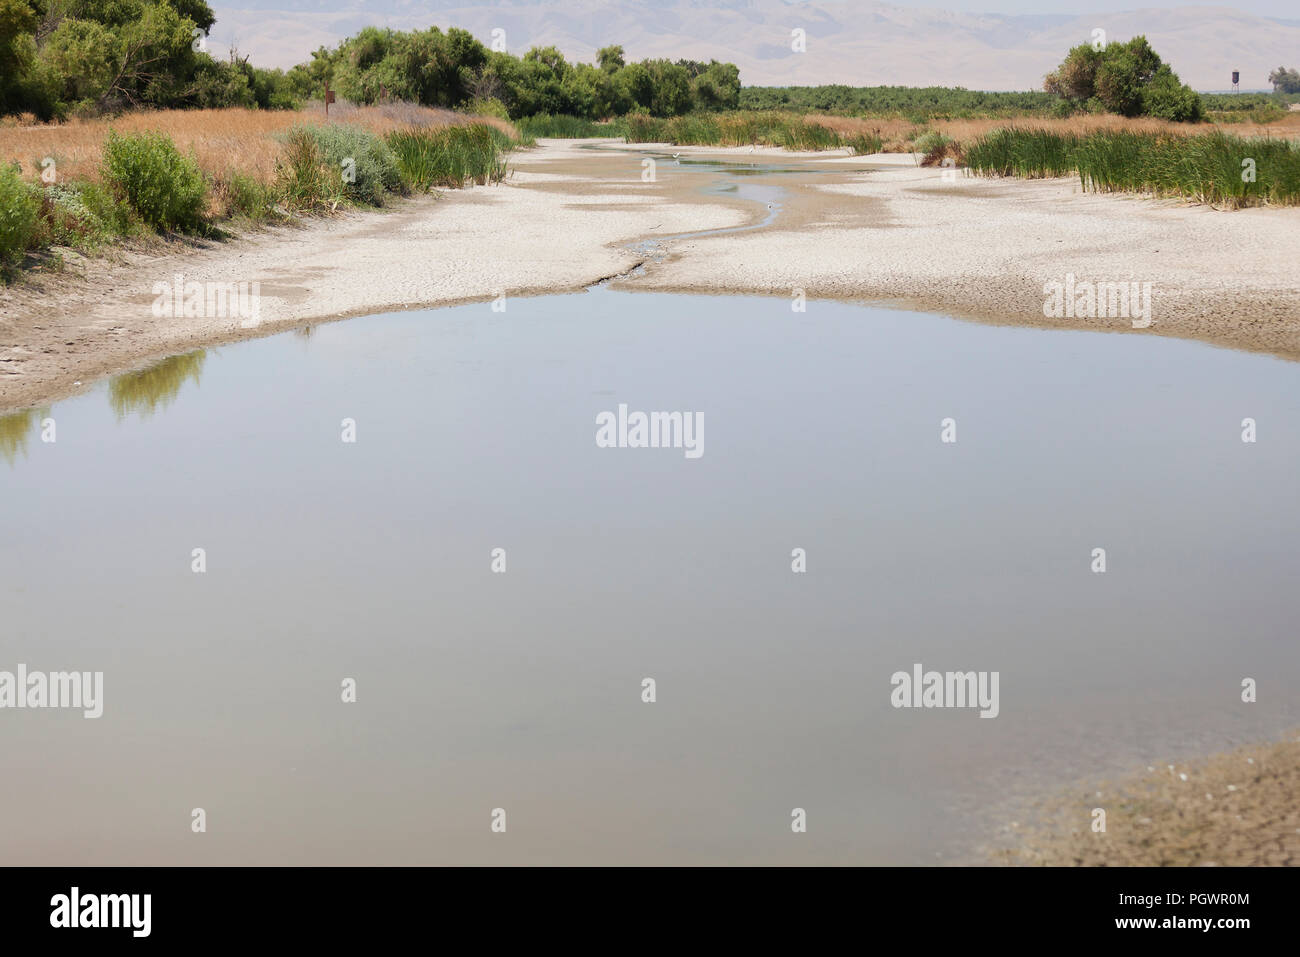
[1,166,143,271]
[0,164,41,263]
[101,131,207,232]
[0,119,522,281]
[292,124,403,206]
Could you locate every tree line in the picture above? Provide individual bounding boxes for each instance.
[0,0,301,118]
[0,2,739,120]
[0,5,1281,126]
[289,30,740,120]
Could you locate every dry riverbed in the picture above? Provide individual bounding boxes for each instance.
[4,138,1300,411]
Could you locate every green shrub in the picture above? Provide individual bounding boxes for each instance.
[37,183,115,250]
[100,131,207,233]
[1248,106,1287,125]
[74,181,139,237]
[463,97,511,119]
[1141,66,1204,122]
[293,124,402,205]
[219,173,274,220]
[0,164,41,264]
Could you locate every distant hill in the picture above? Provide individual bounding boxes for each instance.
[208,1,1300,92]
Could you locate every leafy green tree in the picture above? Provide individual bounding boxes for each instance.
[1044,35,1200,121]
[644,59,691,116]
[1268,67,1300,94]
[613,61,653,113]
[0,0,55,116]
[1142,63,1203,121]
[37,18,116,106]
[691,60,739,110]
[596,44,623,73]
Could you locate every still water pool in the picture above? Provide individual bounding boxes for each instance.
[2,288,1297,864]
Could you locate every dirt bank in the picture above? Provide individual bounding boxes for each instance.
[3,138,1299,412]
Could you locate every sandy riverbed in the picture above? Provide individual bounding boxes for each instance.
[2,137,1299,412]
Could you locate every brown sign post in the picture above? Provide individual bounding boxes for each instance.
[325,82,336,119]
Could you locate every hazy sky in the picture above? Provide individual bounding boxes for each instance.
[831,0,1294,15]
[218,0,1299,17]
[919,0,1292,13]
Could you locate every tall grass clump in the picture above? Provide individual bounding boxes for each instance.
[844,131,884,155]
[615,111,835,149]
[962,127,1081,178]
[274,127,346,212]
[779,119,841,151]
[618,113,670,142]
[965,127,1300,207]
[611,110,905,152]
[516,114,616,138]
[100,131,207,232]
[385,124,508,190]
[912,130,960,165]
[0,163,41,264]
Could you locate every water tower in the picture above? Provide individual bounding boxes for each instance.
[1232,71,1240,93]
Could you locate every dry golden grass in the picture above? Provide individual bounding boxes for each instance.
[803,111,1300,152]
[0,102,517,185]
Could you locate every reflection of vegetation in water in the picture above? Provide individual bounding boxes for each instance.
[0,406,49,465]
[109,350,206,419]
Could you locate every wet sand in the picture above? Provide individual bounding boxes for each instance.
[992,733,1300,866]
[3,138,1300,412]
